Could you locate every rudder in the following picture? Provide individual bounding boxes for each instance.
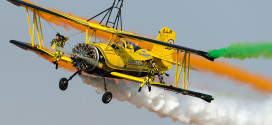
[152,27,175,71]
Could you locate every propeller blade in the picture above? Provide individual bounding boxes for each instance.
[55,46,73,55]
[55,46,98,67]
[77,56,99,67]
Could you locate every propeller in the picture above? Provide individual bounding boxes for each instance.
[55,46,99,67]
[55,46,73,55]
[75,56,99,67]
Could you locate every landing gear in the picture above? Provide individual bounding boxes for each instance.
[102,77,113,104]
[58,71,80,91]
[58,71,114,104]
[52,61,59,70]
[102,91,112,104]
[59,78,68,91]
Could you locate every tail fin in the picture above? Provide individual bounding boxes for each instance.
[152,27,175,71]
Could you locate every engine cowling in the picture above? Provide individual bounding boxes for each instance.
[72,43,100,72]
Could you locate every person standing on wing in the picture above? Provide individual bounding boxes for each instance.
[138,60,169,92]
[50,33,69,69]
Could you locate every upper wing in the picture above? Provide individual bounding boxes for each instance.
[8,0,214,61]
[117,32,214,61]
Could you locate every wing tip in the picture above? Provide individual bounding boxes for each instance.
[152,84,214,103]
[7,0,21,7]
[197,51,215,61]
[204,55,215,61]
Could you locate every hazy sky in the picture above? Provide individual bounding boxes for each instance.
[1,0,272,125]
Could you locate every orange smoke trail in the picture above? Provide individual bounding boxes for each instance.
[173,53,272,93]
[26,43,76,72]
[35,52,76,72]
[22,0,34,4]
[36,8,154,49]
[24,0,272,93]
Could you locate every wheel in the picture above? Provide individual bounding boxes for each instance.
[102,91,112,104]
[59,78,68,91]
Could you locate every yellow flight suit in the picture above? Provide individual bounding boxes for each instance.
[51,37,69,62]
[139,65,165,91]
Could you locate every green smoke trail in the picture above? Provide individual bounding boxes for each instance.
[207,41,272,60]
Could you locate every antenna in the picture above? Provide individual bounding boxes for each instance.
[87,0,124,31]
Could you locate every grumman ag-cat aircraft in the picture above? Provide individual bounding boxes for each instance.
[8,0,215,104]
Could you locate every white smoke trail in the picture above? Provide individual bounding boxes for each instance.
[79,75,272,125]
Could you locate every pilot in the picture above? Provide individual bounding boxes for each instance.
[138,60,169,92]
[126,42,133,49]
[50,33,69,69]
[127,42,131,48]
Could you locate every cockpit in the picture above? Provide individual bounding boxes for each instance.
[111,39,142,52]
[122,39,142,52]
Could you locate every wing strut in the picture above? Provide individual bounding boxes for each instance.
[86,28,97,44]
[25,7,45,49]
[174,51,191,90]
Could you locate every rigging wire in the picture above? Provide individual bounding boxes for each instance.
[44,20,84,49]
[65,32,84,48]
[45,18,82,39]
[65,42,73,49]
[45,20,58,33]
[67,32,83,38]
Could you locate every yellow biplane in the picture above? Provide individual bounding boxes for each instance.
[8,0,215,103]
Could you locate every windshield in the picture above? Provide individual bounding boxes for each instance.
[123,39,142,52]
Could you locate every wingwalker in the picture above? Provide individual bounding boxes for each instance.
[138,61,169,92]
[8,0,215,104]
[50,33,69,69]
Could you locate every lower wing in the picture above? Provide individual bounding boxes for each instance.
[10,40,72,63]
[110,72,214,103]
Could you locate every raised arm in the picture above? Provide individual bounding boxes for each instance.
[50,39,56,46]
[62,36,69,42]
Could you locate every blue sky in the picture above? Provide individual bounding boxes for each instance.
[1,0,272,125]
